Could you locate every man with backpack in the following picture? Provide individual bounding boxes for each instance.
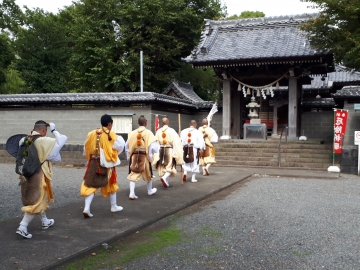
[15,120,67,239]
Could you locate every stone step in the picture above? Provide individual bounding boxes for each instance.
[217,155,331,163]
[216,147,333,155]
[216,143,332,150]
[219,139,325,145]
[215,160,334,169]
[216,151,332,158]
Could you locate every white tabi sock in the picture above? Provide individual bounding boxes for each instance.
[110,192,123,212]
[19,213,35,232]
[129,181,137,199]
[147,180,157,195]
[191,173,198,182]
[83,193,94,217]
[163,172,171,180]
[206,164,211,169]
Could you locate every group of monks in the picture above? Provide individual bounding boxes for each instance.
[14,114,218,239]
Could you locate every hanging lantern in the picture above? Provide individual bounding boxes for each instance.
[246,87,251,95]
[256,89,260,97]
[237,83,242,91]
[276,81,280,89]
[266,88,270,95]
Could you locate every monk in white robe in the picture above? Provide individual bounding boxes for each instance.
[81,114,125,218]
[180,120,205,183]
[16,121,67,239]
[125,116,159,199]
[152,117,184,188]
[198,118,218,176]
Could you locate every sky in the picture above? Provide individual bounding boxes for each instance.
[15,0,319,17]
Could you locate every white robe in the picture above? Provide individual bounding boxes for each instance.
[180,126,205,173]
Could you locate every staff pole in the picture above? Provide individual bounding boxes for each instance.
[178,113,183,184]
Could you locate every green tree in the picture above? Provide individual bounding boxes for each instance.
[0,0,25,36]
[68,0,225,93]
[173,63,221,101]
[300,0,360,70]
[0,33,14,88]
[13,8,72,93]
[226,11,265,20]
[0,68,25,94]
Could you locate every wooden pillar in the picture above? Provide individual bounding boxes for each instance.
[288,77,299,139]
[231,89,241,138]
[272,105,278,137]
[221,79,231,139]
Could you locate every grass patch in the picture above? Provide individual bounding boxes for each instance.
[64,226,182,270]
[64,251,110,270]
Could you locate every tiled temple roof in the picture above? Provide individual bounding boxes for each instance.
[184,14,332,67]
[304,65,360,89]
[0,92,214,109]
[332,86,360,98]
[162,79,204,103]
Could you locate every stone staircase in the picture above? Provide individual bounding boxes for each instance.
[1,140,337,170]
[214,139,337,170]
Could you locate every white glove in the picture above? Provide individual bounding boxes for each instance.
[49,122,56,131]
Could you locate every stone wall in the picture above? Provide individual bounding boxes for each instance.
[301,111,334,143]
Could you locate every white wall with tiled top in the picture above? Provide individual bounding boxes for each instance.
[0,107,151,144]
[0,107,222,144]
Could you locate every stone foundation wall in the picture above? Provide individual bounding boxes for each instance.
[301,111,334,143]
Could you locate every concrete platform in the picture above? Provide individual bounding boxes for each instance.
[0,167,339,270]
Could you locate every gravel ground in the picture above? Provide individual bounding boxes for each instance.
[108,174,360,270]
[0,163,145,221]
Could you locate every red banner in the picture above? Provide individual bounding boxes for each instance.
[333,109,348,154]
[155,115,160,131]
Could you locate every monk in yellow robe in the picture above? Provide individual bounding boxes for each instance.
[125,115,159,199]
[16,120,67,239]
[80,114,125,218]
[152,117,184,188]
[198,118,218,176]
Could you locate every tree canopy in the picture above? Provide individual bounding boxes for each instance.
[13,9,72,93]
[0,33,14,88]
[68,0,224,93]
[300,0,360,70]
[0,0,224,99]
[226,11,265,20]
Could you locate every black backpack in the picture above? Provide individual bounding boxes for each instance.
[15,135,43,178]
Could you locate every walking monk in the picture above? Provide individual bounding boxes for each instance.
[81,114,125,218]
[153,117,184,188]
[126,115,159,199]
[180,120,205,183]
[198,118,218,176]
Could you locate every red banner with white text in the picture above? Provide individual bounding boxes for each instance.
[333,109,348,154]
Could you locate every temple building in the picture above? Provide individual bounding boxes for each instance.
[183,14,335,140]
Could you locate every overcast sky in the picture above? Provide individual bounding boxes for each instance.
[15,0,319,17]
